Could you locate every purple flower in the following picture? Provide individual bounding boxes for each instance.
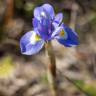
[20,4,79,55]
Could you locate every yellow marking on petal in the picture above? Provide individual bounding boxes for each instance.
[35,35,41,42]
[59,29,68,39]
[60,30,65,37]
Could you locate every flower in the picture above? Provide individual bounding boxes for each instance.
[20,4,79,55]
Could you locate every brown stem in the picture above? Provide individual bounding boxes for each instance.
[4,0,14,24]
[45,41,56,77]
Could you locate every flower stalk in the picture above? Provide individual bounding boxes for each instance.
[45,41,56,77]
[45,41,58,96]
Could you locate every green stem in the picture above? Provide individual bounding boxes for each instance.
[45,41,58,96]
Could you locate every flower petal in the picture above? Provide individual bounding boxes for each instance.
[34,4,54,21]
[58,39,76,47]
[64,24,79,43]
[57,24,79,47]
[20,31,44,55]
[33,18,39,29]
[51,26,63,38]
[33,18,41,35]
[42,4,55,19]
[34,7,44,20]
[34,16,53,40]
[53,13,63,27]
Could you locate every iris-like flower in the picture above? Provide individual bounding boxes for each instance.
[20,4,79,55]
